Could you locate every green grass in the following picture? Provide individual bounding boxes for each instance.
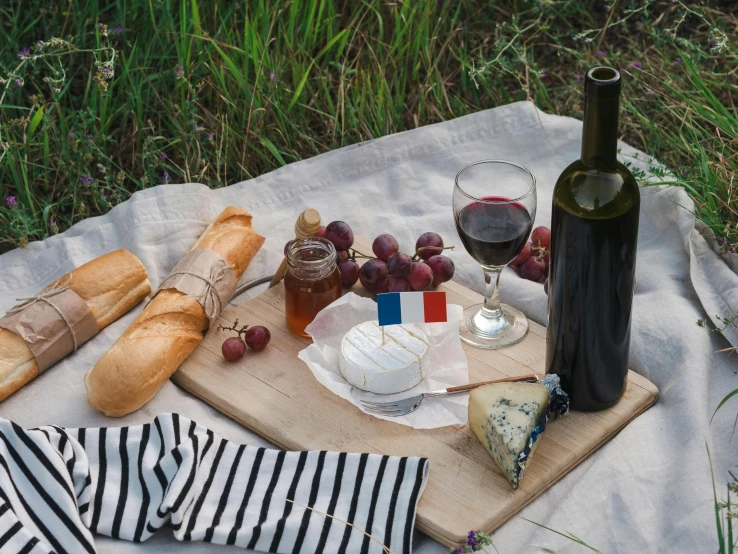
[0,0,736,254]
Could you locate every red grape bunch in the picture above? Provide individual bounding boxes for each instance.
[510,225,551,293]
[220,320,271,362]
[308,221,456,293]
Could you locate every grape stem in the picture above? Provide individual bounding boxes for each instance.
[349,248,374,260]
[219,319,249,338]
[412,245,455,262]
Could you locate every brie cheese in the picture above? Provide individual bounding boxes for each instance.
[468,375,569,488]
[339,321,429,394]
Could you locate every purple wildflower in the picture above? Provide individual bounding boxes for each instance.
[5,195,17,208]
[576,73,584,84]
[597,50,605,57]
[207,134,213,141]
[195,125,204,131]
[51,87,60,94]
[467,530,480,550]
[159,152,167,160]
[163,171,170,183]
[17,48,30,60]
[631,62,642,69]
[68,132,75,138]
[681,169,687,177]
[269,71,276,81]
[674,56,683,64]
[174,64,184,80]
[97,167,104,173]
[540,71,548,78]
[636,20,645,31]
[109,25,124,36]
[50,218,58,232]
[146,118,152,125]
[451,549,463,554]
[80,175,94,185]
[14,78,22,88]
[604,2,610,10]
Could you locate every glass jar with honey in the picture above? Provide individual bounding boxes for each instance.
[285,238,342,337]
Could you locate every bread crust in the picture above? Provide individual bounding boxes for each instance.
[86,207,265,417]
[0,249,152,402]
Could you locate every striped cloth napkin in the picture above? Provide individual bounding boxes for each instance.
[0,414,429,554]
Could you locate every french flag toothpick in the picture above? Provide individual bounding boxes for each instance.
[377,291,448,327]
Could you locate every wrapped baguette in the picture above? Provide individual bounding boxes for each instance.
[0,249,152,402]
[85,207,265,417]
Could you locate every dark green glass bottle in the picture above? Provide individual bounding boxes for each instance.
[545,67,640,411]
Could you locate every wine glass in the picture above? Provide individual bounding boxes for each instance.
[453,160,537,349]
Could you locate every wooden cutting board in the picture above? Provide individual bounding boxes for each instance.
[172,238,658,548]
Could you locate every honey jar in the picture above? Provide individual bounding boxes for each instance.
[285,237,342,337]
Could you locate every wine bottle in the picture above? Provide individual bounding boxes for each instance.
[545,67,640,411]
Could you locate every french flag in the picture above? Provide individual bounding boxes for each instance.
[377,291,448,326]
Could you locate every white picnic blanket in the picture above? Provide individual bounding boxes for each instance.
[1,101,736,553]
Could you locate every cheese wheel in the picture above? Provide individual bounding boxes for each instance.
[339,321,429,394]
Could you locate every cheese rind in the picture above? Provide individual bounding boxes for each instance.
[468,374,569,488]
[339,321,429,394]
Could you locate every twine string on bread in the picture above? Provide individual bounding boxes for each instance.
[160,260,235,320]
[5,276,81,351]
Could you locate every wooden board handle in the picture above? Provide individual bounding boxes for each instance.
[446,373,538,393]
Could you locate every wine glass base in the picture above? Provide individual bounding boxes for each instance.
[460,303,529,349]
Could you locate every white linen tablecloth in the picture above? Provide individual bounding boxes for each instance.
[1,101,736,553]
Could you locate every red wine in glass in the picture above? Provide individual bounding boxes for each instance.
[454,196,533,266]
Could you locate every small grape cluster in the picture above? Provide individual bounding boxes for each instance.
[220,320,271,362]
[291,221,456,293]
[510,226,551,293]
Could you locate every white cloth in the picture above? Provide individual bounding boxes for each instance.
[1,101,736,553]
[0,414,428,553]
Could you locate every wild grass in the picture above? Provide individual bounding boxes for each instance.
[0,0,736,255]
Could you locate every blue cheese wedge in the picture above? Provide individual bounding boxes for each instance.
[468,374,569,488]
[339,321,429,394]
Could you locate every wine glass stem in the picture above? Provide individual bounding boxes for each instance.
[482,266,504,319]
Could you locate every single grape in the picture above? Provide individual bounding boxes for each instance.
[359,271,377,291]
[427,255,455,287]
[510,242,532,267]
[387,276,412,292]
[387,252,412,277]
[520,255,547,282]
[222,337,246,361]
[339,260,360,288]
[531,226,551,249]
[244,326,271,352]
[372,234,400,261]
[325,221,354,251]
[544,277,549,295]
[361,258,388,285]
[407,262,433,291]
[284,239,295,256]
[415,232,444,261]
[337,250,349,263]
[375,276,390,294]
[315,225,327,239]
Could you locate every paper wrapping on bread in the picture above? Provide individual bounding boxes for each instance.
[85,206,265,417]
[0,249,152,402]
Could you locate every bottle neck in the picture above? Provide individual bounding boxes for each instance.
[580,95,620,170]
[287,238,337,280]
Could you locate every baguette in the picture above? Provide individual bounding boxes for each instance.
[85,207,265,417]
[0,249,152,402]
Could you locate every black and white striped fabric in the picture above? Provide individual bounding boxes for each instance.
[0,414,429,554]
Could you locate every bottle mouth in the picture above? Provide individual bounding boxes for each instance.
[287,237,337,270]
[585,67,621,99]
